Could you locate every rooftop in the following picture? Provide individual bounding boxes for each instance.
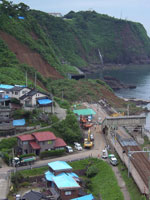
[73,109,96,116]
[32,131,56,142]
[53,173,80,189]
[22,190,47,200]
[71,194,95,200]
[48,161,72,171]
[30,141,41,149]
[37,98,52,105]
[54,137,66,148]
[17,134,34,141]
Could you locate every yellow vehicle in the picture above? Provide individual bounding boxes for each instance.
[110,112,124,117]
[84,128,93,148]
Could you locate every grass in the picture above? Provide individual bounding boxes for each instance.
[19,166,48,177]
[117,156,147,200]
[19,158,123,200]
[70,158,124,200]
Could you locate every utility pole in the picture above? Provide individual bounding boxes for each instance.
[34,72,37,89]
[62,90,64,100]
[25,71,28,87]
[127,104,130,116]
[128,148,150,177]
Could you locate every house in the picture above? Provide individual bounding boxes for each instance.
[48,161,73,176]
[0,84,30,99]
[17,131,66,155]
[19,89,53,109]
[0,84,53,109]
[45,161,81,200]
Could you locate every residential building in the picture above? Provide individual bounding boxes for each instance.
[20,89,48,107]
[0,84,30,99]
[45,161,81,200]
[17,131,66,155]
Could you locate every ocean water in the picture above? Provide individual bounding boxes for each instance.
[88,64,150,129]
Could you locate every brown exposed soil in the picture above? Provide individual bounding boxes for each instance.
[0,31,63,79]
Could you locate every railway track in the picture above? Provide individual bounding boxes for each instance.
[123,145,150,188]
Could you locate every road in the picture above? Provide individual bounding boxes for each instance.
[0,103,130,200]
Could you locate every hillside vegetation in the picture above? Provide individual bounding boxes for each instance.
[0,1,149,106]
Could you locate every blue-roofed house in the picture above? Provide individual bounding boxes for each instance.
[48,161,72,175]
[45,161,82,200]
[52,173,80,200]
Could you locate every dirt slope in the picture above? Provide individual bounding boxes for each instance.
[0,31,63,79]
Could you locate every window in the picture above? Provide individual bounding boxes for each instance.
[48,141,52,144]
[65,191,71,196]
[23,141,28,145]
[42,141,45,145]
[6,91,9,94]
[22,90,27,94]
[15,92,18,95]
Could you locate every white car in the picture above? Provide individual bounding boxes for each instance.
[108,154,118,166]
[66,146,73,153]
[74,142,83,151]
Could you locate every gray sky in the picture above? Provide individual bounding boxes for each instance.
[12,0,150,36]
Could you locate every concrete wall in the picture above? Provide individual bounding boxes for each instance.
[107,134,149,194]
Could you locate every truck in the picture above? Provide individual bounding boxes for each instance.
[12,156,36,167]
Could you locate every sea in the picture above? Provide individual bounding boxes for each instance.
[87,64,150,130]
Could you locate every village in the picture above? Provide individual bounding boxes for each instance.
[0,83,150,200]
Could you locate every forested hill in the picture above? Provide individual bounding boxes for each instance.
[0,0,150,80]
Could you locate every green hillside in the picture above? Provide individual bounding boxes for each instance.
[0,0,150,106]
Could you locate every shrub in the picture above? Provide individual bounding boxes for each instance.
[0,137,17,151]
[40,149,65,159]
[11,172,24,188]
[86,165,99,178]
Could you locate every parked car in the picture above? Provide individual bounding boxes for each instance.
[66,146,73,153]
[108,154,118,166]
[74,142,83,151]
[102,149,108,159]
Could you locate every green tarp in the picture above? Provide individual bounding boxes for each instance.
[73,109,96,116]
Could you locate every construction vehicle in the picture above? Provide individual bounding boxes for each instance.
[84,128,93,148]
[80,115,93,129]
[12,156,36,167]
[110,112,124,117]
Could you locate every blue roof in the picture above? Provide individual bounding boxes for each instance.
[53,173,80,189]
[4,95,10,99]
[18,16,25,19]
[37,99,52,105]
[48,161,72,171]
[45,171,78,182]
[0,84,14,89]
[71,194,94,200]
[45,171,55,181]
[13,119,25,126]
